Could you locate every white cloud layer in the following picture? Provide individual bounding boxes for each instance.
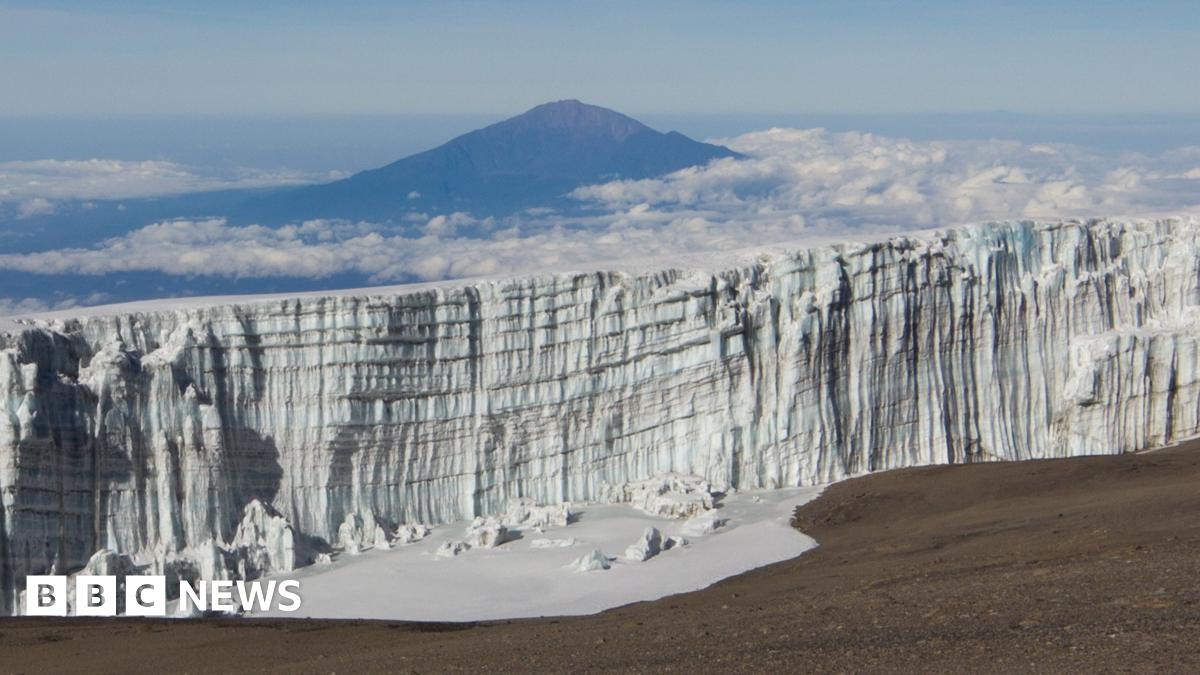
[0,214,812,284]
[0,293,109,317]
[573,128,1200,228]
[1,128,1199,312]
[0,159,340,214]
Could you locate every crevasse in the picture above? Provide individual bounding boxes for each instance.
[1,217,1198,613]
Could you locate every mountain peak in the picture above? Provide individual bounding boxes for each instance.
[498,99,651,142]
[531,98,588,111]
[242,101,740,222]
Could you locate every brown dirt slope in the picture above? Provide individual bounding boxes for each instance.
[2,443,1199,674]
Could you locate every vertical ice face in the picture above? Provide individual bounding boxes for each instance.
[0,217,1198,613]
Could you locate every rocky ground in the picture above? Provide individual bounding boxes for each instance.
[2,442,1199,673]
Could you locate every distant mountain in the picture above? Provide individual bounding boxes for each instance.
[238,100,741,223]
[0,101,740,256]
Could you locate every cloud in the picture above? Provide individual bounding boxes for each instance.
[572,129,1200,228]
[17,197,55,218]
[0,214,811,284]
[1,128,1199,311]
[0,297,55,316]
[0,293,110,318]
[0,159,341,205]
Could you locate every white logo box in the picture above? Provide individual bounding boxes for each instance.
[24,575,301,616]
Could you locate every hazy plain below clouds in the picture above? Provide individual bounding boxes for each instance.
[0,158,341,218]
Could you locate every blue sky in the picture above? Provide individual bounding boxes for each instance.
[3,1,1200,116]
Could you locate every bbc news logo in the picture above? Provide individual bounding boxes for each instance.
[25,575,302,616]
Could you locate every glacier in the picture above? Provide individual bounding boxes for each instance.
[1,216,1198,614]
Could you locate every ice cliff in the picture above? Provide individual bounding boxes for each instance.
[1,217,1198,614]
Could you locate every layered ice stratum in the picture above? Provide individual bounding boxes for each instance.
[1,217,1198,614]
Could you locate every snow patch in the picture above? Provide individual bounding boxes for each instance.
[436,541,470,558]
[682,510,729,537]
[571,548,612,572]
[503,497,572,530]
[394,523,431,545]
[605,474,716,519]
[623,527,663,562]
[254,487,823,621]
[530,537,577,549]
[464,516,512,549]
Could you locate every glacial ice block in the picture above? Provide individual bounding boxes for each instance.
[1,217,1199,613]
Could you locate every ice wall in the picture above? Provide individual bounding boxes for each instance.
[1,217,1198,613]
